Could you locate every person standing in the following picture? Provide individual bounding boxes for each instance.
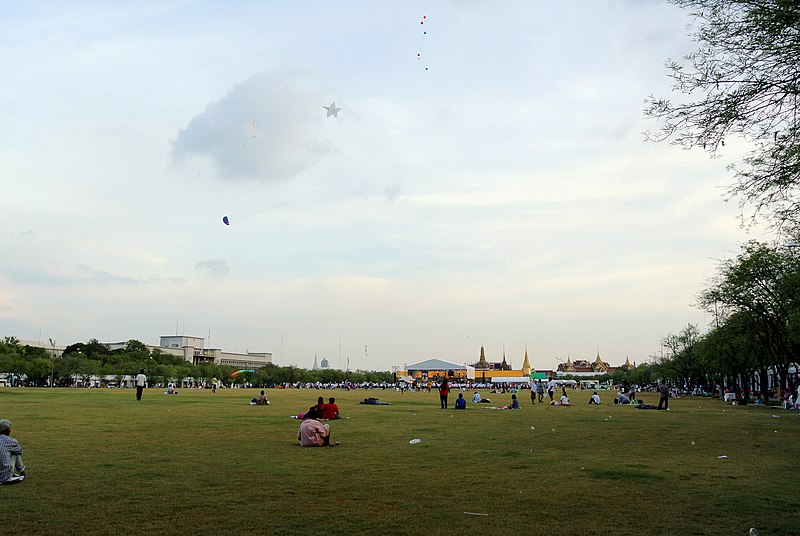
[135,369,147,401]
[536,380,545,403]
[546,379,556,402]
[439,379,450,409]
[657,380,670,410]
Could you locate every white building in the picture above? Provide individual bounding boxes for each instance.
[21,336,273,370]
[154,335,272,369]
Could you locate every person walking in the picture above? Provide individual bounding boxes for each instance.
[546,379,556,402]
[439,379,450,409]
[135,369,147,401]
[657,380,670,410]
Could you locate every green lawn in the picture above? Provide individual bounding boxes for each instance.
[1,387,798,535]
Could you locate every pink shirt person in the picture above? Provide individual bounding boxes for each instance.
[297,419,330,447]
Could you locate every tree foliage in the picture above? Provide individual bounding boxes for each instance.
[645,0,800,227]
[1,338,393,387]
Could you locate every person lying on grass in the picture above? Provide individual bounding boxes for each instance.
[472,392,491,403]
[0,419,26,485]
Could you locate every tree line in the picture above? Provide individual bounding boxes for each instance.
[0,337,392,387]
[608,239,799,396]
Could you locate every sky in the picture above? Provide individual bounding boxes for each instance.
[0,0,768,372]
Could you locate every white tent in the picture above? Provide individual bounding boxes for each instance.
[491,377,530,384]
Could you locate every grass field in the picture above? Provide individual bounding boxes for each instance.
[1,387,799,535]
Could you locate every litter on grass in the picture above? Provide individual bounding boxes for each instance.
[463,512,489,516]
[409,438,421,444]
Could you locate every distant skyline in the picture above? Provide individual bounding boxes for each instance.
[1,1,767,372]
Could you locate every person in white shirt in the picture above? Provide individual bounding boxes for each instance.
[560,393,570,406]
[546,380,557,402]
[135,369,147,401]
[472,392,482,404]
[589,391,601,405]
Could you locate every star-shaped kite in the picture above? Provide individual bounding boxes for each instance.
[324,102,341,118]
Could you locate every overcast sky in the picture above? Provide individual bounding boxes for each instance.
[0,1,765,372]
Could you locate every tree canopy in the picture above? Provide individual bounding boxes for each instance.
[0,338,393,387]
[645,0,800,227]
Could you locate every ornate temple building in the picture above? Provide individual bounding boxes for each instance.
[398,347,634,384]
[554,351,633,377]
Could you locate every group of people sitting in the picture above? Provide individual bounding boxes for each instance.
[550,388,570,406]
[300,396,341,420]
[454,392,520,410]
[613,390,640,405]
[297,397,342,447]
[453,392,509,409]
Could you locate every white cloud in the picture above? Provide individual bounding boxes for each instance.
[195,259,231,280]
[171,71,332,182]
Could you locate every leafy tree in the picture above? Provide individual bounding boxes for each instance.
[696,310,761,393]
[84,339,112,361]
[124,339,151,361]
[661,324,702,386]
[699,240,800,390]
[25,358,53,386]
[645,0,800,227]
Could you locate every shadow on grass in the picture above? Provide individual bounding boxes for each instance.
[587,467,664,481]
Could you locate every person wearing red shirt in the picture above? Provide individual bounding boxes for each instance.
[321,397,340,420]
[439,380,450,409]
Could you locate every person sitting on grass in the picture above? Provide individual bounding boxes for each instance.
[297,419,339,447]
[321,397,340,419]
[0,419,26,485]
[455,393,467,409]
[257,390,269,405]
[614,392,630,405]
[588,391,601,405]
[560,392,571,406]
[305,396,326,419]
[501,394,521,410]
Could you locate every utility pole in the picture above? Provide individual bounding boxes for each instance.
[48,338,56,387]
